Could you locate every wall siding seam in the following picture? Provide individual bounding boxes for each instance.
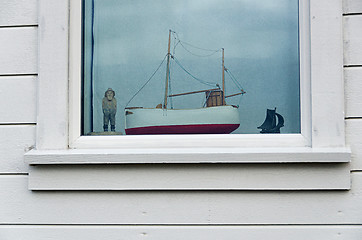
[343,13,362,16]
[0,173,28,176]
[0,124,36,126]
[0,123,36,125]
[0,25,38,29]
[0,74,38,77]
[345,117,362,120]
[344,66,362,68]
[0,224,361,227]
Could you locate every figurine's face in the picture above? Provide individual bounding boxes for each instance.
[106,91,114,101]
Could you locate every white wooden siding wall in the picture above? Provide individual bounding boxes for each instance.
[0,0,362,239]
[344,0,362,172]
[0,0,37,174]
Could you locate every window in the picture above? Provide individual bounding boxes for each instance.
[81,0,301,136]
[26,0,350,191]
[69,0,311,148]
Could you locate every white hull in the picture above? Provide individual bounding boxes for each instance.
[125,105,240,135]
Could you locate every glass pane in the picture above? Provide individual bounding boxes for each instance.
[82,0,300,135]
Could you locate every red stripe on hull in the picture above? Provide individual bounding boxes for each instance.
[125,124,240,135]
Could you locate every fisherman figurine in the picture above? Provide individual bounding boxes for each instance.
[102,88,117,132]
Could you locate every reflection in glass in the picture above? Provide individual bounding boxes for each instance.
[82,0,300,135]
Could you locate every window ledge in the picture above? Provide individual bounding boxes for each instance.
[25,147,350,165]
[25,147,350,191]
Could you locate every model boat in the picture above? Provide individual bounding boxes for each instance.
[125,30,245,135]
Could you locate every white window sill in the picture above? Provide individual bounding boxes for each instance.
[26,147,350,164]
[25,147,351,191]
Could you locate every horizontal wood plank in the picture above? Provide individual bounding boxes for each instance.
[0,76,36,123]
[0,0,37,26]
[0,27,37,74]
[344,16,362,66]
[1,174,362,224]
[345,67,362,117]
[0,226,361,240]
[0,125,35,173]
[344,0,362,14]
[28,163,350,190]
[346,119,362,170]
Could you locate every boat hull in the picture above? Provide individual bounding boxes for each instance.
[125,105,240,135]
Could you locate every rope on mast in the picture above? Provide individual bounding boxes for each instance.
[225,67,246,93]
[172,31,221,57]
[125,54,168,107]
[125,30,245,109]
[178,41,221,57]
[173,56,219,88]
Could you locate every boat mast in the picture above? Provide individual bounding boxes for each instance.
[222,48,225,105]
[164,30,172,109]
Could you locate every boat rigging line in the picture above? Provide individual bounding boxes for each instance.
[178,41,222,57]
[173,56,220,88]
[125,54,168,107]
[224,66,246,94]
[172,31,222,58]
[125,30,245,108]
[168,33,181,109]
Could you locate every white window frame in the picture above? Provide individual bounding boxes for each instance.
[69,0,310,149]
[25,0,350,190]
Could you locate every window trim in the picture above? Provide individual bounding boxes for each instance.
[26,0,350,191]
[68,0,312,150]
[34,0,348,152]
